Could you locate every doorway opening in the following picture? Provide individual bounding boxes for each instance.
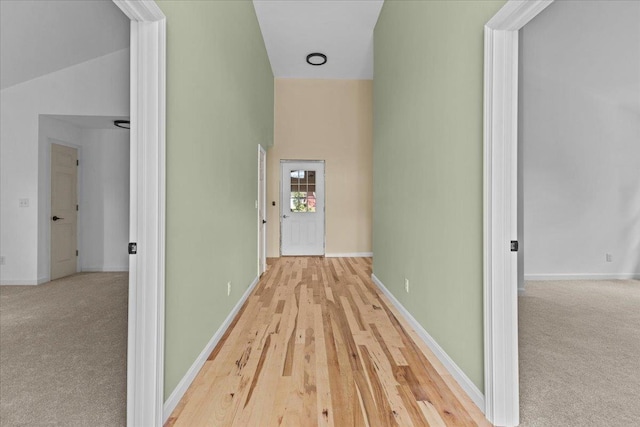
[0,0,166,424]
[1,0,132,424]
[517,1,640,425]
[46,116,131,281]
[484,1,640,425]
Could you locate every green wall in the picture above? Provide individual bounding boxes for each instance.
[157,1,274,399]
[373,0,505,390]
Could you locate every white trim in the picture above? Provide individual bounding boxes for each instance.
[1,279,41,286]
[82,267,130,272]
[483,1,554,426]
[162,275,260,423]
[0,282,38,286]
[483,24,520,427]
[258,145,267,275]
[325,252,373,258]
[525,273,640,281]
[0,281,38,286]
[371,274,485,412]
[486,0,554,30]
[113,0,165,21]
[112,1,166,427]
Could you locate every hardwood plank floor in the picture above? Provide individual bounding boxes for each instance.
[165,257,490,427]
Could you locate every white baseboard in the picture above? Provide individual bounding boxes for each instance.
[518,287,526,296]
[371,274,485,412]
[0,276,48,285]
[1,270,132,285]
[325,252,373,258]
[162,275,260,423]
[82,267,129,272]
[1,279,38,285]
[525,273,640,281]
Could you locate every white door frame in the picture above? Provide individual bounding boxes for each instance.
[258,145,267,274]
[112,1,166,426]
[483,1,553,426]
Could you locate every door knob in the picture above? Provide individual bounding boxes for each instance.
[282,215,289,218]
[52,216,64,221]
[262,219,267,224]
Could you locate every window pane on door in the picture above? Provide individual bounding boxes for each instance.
[290,170,316,212]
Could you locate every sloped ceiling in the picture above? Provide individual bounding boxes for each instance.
[0,0,129,90]
[253,0,384,79]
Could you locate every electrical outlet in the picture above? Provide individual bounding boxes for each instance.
[0,256,5,266]
[227,281,232,296]
[404,278,409,293]
[606,253,613,262]
[19,198,29,208]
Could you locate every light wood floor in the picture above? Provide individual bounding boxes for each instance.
[166,257,489,427]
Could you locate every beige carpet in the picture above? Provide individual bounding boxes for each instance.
[519,279,640,426]
[0,273,128,426]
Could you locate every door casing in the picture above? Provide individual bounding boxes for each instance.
[112,1,166,426]
[483,1,554,426]
[258,145,267,274]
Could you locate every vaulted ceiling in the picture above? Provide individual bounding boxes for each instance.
[0,0,129,90]
[253,0,384,80]
[1,0,384,89]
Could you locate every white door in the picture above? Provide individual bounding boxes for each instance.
[280,161,325,256]
[258,146,267,274]
[50,143,78,280]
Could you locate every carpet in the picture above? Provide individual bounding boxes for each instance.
[0,273,128,426]
[519,279,640,426]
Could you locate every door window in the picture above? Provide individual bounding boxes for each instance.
[290,170,316,213]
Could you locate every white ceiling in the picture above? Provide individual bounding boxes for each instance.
[253,0,384,80]
[47,115,130,130]
[0,0,130,90]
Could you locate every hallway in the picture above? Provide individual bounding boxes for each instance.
[166,257,487,426]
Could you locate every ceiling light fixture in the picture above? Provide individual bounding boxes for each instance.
[306,52,327,66]
[114,120,130,129]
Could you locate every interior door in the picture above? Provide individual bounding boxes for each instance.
[280,161,325,256]
[258,146,266,274]
[50,143,78,280]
